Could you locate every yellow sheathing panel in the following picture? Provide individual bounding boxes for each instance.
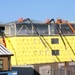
[5,36,75,65]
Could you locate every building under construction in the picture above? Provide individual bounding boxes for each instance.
[0,18,75,75]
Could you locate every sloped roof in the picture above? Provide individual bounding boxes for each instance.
[0,44,13,56]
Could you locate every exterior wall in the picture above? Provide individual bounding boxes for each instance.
[34,63,75,75]
[5,36,75,65]
[34,63,58,75]
[0,56,11,71]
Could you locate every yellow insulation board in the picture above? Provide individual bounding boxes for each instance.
[5,36,75,65]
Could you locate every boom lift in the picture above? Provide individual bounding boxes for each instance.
[56,18,75,33]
